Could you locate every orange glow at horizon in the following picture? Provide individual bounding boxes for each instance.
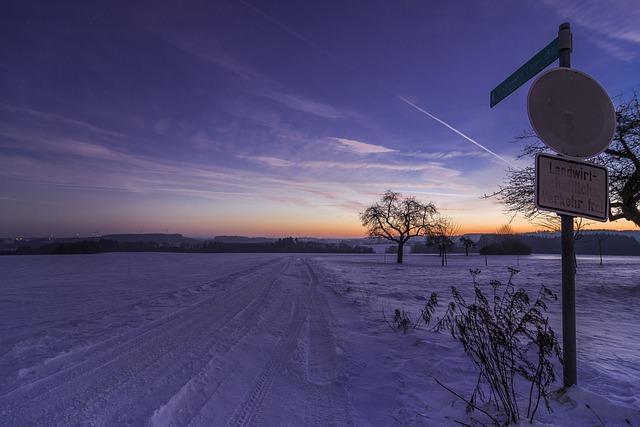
[69,200,638,240]
[181,217,637,240]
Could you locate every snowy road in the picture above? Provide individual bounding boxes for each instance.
[2,252,639,426]
[0,255,352,426]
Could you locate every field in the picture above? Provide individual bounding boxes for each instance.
[1,252,639,426]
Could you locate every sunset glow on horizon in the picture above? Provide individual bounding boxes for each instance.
[1,1,639,239]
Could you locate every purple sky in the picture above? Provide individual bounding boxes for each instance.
[1,0,639,238]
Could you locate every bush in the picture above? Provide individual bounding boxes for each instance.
[444,268,562,425]
[477,234,532,255]
[382,293,438,333]
[376,269,560,425]
[393,309,412,333]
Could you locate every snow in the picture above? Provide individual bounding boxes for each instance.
[1,252,639,426]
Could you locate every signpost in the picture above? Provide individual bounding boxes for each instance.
[490,23,616,388]
[490,38,559,107]
[535,154,609,221]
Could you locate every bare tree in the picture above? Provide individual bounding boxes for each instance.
[486,87,640,229]
[590,232,611,266]
[459,236,476,256]
[427,216,459,266]
[603,88,640,224]
[478,223,532,261]
[496,223,515,235]
[485,159,592,237]
[360,190,439,264]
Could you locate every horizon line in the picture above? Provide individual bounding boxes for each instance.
[4,228,639,241]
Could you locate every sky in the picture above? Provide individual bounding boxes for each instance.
[1,0,639,239]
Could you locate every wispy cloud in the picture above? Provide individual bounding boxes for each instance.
[0,103,126,139]
[0,196,55,205]
[403,150,490,161]
[0,104,500,216]
[2,132,149,171]
[260,91,345,119]
[240,154,446,172]
[542,0,640,59]
[154,28,348,122]
[1,147,261,198]
[330,137,396,154]
[589,38,637,62]
[154,28,270,89]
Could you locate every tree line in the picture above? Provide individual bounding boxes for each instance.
[359,190,640,263]
[0,237,374,255]
[385,231,640,258]
[199,237,373,254]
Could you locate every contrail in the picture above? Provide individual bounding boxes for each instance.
[237,0,517,169]
[396,95,519,168]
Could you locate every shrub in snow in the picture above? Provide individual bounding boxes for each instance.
[393,308,412,333]
[442,268,562,425]
[382,293,438,333]
[417,292,438,328]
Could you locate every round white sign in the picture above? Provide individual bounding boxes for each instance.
[527,67,616,159]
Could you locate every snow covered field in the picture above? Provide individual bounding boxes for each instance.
[1,252,639,426]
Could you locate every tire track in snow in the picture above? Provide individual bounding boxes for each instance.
[307,259,338,386]
[99,262,285,426]
[151,260,297,426]
[0,257,292,426]
[224,259,310,427]
[223,257,352,427]
[302,258,352,426]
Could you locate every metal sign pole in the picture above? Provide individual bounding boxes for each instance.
[490,20,612,388]
[558,22,577,388]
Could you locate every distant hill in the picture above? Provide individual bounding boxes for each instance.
[523,229,640,242]
[0,233,200,251]
[491,231,640,256]
[212,236,277,244]
[102,233,199,247]
[604,230,640,242]
[3,230,639,255]
[1,235,374,255]
[408,230,640,256]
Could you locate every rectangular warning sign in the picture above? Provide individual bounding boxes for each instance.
[535,154,609,221]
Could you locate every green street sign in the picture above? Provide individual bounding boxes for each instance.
[490,37,559,107]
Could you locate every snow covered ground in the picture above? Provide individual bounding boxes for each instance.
[1,252,639,426]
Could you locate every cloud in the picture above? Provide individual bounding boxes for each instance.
[1,107,498,211]
[153,29,269,88]
[331,138,396,154]
[0,121,257,196]
[1,146,262,198]
[543,0,640,42]
[0,103,126,139]
[240,156,294,168]
[2,132,145,169]
[403,150,490,160]
[262,92,345,119]
[155,30,346,121]
[543,0,640,59]
[589,38,637,62]
[50,139,122,160]
[240,154,438,172]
